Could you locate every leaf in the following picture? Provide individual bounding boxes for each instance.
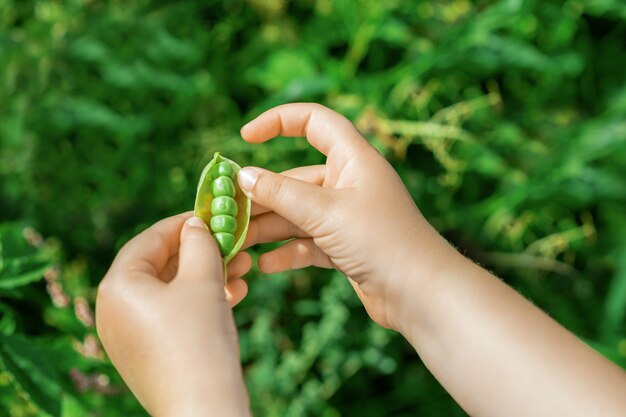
[0,256,51,290]
[602,244,626,338]
[61,394,89,417]
[0,302,16,334]
[245,49,318,92]
[0,224,51,289]
[580,0,626,19]
[0,333,66,417]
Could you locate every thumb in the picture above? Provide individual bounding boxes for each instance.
[238,167,329,234]
[176,216,224,284]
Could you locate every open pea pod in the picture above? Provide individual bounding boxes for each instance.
[194,152,251,265]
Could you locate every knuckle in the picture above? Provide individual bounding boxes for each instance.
[292,239,316,268]
[308,102,327,112]
[313,102,346,121]
[186,228,210,241]
[258,172,288,201]
[185,230,220,258]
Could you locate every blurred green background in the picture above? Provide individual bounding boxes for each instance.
[1,0,626,415]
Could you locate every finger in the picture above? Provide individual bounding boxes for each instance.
[176,216,223,285]
[251,165,325,216]
[225,252,252,307]
[112,212,193,276]
[281,164,326,185]
[251,202,270,216]
[240,103,368,163]
[157,249,252,283]
[225,278,248,307]
[238,167,331,234]
[227,251,253,279]
[258,238,333,274]
[243,212,308,249]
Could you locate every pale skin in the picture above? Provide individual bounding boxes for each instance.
[96,103,626,417]
[96,214,252,417]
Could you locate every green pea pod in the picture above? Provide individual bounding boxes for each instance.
[194,152,251,267]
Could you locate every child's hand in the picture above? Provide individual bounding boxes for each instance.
[237,103,457,330]
[238,104,626,417]
[96,213,252,417]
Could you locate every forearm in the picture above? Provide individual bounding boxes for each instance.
[153,343,252,417]
[155,376,252,417]
[394,243,626,417]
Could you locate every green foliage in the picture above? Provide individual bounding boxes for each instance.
[0,333,67,416]
[0,224,52,290]
[1,0,625,415]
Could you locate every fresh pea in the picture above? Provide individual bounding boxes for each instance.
[211,176,235,198]
[211,196,238,216]
[194,152,251,266]
[216,238,233,255]
[210,214,237,234]
[213,232,235,257]
[211,162,234,179]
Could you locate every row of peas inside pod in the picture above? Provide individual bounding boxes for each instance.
[194,153,251,272]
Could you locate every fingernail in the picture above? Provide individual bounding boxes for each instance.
[238,167,261,193]
[187,216,207,229]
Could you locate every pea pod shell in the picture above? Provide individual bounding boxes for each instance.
[193,152,251,263]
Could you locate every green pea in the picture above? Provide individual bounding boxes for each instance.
[213,232,235,256]
[210,214,237,234]
[194,152,251,267]
[211,176,235,197]
[211,162,234,179]
[211,196,238,216]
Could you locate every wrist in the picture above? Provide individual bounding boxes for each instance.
[161,407,251,417]
[384,229,468,338]
[158,396,252,417]
[153,369,252,417]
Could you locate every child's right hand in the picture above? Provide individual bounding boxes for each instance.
[237,103,459,330]
[238,103,626,417]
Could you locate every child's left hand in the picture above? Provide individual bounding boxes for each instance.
[96,212,252,417]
